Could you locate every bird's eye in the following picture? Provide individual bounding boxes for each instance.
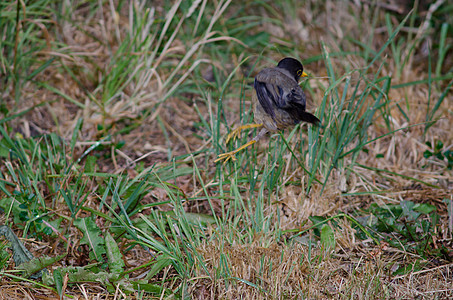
[297,70,302,76]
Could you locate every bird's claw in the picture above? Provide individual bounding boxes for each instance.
[225,128,242,144]
[225,124,263,144]
[214,151,238,164]
[216,124,263,164]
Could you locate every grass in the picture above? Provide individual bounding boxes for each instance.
[0,0,452,298]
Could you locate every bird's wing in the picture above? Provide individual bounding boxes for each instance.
[284,87,321,125]
[254,79,278,119]
[255,68,320,125]
[254,68,304,115]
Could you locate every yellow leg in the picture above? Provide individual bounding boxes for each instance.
[215,127,269,164]
[214,140,257,163]
[225,123,263,144]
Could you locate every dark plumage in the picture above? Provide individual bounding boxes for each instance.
[253,57,320,131]
[215,57,320,163]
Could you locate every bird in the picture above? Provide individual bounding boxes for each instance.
[215,57,320,163]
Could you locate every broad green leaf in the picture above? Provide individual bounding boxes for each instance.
[414,203,436,215]
[0,225,34,266]
[18,253,66,278]
[320,224,335,252]
[74,217,106,261]
[161,211,216,226]
[132,282,166,295]
[144,255,173,280]
[84,155,97,173]
[105,232,124,276]
[53,268,64,298]
[106,277,134,294]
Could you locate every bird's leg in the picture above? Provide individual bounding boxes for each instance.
[215,127,268,163]
[225,123,263,144]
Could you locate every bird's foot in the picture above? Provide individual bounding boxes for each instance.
[214,150,239,164]
[225,123,263,144]
[215,140,258,164]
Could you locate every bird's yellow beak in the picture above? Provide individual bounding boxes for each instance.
[302,71,308,77]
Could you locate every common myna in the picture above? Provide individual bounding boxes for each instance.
[215,57,320,163]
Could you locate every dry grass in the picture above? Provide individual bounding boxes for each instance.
[0,0,452,299]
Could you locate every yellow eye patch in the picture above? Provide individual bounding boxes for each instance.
[297,69,308,77]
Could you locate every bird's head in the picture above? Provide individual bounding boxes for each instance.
[277,57,308,81]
